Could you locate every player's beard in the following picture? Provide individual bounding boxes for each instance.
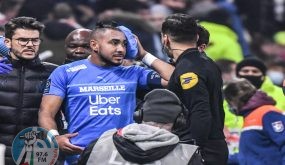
[10,48,38,61]
[162,44,173,61]
[98,51,121,66]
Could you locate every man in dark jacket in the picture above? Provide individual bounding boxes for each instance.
[162,13,228,165]
[0,16,57,165]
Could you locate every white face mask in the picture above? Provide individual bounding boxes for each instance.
[267,70,285,86]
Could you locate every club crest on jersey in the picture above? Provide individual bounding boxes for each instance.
[272,121,284,132]
[44,79,51,94]
[180,72,198,90]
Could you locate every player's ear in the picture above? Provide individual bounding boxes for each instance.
[161,34,169,45]
[90,39,99,53]
[4,38,11,49]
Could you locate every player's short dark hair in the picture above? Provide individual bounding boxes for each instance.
[91,20,120,38]
[5,16,44,39]
[161,13,198,43]
[197,25,210,47]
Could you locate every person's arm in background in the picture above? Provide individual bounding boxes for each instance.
[0,36,9,57]
[228,153,240,165]
[263,111,285,164]
[0,57,12,74]
[136,36,175,87]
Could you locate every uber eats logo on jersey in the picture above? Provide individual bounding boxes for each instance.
[89,95,121,116]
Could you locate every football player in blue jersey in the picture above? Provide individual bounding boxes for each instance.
[38,21,174,165]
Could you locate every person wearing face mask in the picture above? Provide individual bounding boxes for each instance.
[267,69,285,86]
[266,60,285,86]
[224,78,285,165]
[236,57,285,110]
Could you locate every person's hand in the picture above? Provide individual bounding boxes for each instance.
[117,26,138,59]
[134,35,147,60]
[55,132,84,155]
[24,131,37,152]
[0,57,12,74]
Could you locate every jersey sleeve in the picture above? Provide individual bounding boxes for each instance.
[137,67,162,90]
[178,71,212,146]
[43,66,68,99]
[263,111,285,161]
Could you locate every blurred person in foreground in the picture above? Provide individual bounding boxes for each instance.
[163,13,228,165]
[78,89,203,165]
[224,78,285,165]
[38,21,175,164]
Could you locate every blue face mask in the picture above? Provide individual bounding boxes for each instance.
[267,71,284,86]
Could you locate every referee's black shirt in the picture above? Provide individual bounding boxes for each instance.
[168,48,225,146]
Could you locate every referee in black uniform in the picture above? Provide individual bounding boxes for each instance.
[161,13,228,165]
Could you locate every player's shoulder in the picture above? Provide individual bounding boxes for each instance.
[121,64,147,72]
[58,59,88,73]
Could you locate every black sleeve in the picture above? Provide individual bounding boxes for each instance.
[146,71,163,89]
[177,71,212,146]
[77,139,99,165]
[187,147,204,165]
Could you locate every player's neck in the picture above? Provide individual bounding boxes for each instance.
[88,54,103,66]
[170,42,195,60]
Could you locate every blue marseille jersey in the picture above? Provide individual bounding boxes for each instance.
[45,59,156,148]
[0,36,9,57]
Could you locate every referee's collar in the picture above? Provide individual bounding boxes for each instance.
[176,48,199,63]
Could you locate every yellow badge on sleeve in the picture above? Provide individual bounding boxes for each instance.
[180,72,198,90]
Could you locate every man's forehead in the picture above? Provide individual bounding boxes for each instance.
[240,66,261,72]
[71,33,86,41]
[101,29,126,40]
[71,31,90,40]
[13,29,40,37]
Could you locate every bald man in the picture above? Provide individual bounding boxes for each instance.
[64,28,92,64]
